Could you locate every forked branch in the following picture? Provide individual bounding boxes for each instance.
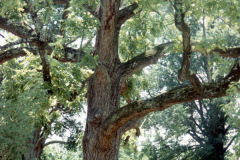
[102,58,240,140]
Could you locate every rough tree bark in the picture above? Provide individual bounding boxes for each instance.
[0,0,240,160]
[82,0,123,159]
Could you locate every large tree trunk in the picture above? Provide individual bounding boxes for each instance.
[82,0,124,159]
[23,129,45,160]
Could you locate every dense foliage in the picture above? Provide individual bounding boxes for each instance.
[0,0,240,159]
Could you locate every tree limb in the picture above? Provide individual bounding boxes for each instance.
[121,116,145,134]
[121,42,173,79]
[0,48,38,64]
[34,137,46,150]
[43,140,68,147]
[102,58,240,140]
[0,38,33,51]
[174,0,192,82]
[118,2,139,26]
[195,100,205,124]
[190,104,204,134]
[173,0,203,93]
[187,130,204,144]
[0,16,34,39]
[224,135,237,152]
[212,47,240,58]
[0,43,86,65]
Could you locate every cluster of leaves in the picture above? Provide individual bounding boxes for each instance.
[41,144,83,160]
[0,50,88,158]
[0,55,48,158]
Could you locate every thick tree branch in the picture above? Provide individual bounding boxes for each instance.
[174,0,191,81]
[0,48,38,64]
[102,58,240,140]
[121,42,173,79]
[118,2,139,26]
[173,0,203,93]
[212,47,240,58]
[0,16,34,39]
[0,44,86,64]
[121,116,145,134]
[0,48,27,64]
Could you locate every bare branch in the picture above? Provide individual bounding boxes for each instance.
[190,104,204,133]
[101,59,240,139]
[187,130,204,144]
[118,2,139,26]
[224,135,237,152]
[121,42,173,79]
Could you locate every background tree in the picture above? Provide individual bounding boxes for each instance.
[0,0,240,159]
[141,99,237,160]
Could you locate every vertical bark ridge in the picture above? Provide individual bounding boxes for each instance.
[83,1,123,159]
